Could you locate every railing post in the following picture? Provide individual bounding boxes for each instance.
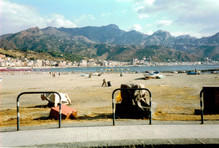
[149,96,152,125]
[112,89,119,126]
[200,89,204,124]
[17,94,20,131]
[59,97,62,128]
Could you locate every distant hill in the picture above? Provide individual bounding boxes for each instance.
[0,24,218,62]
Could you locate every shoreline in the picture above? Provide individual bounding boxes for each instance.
[0,65,219,73]
[0,63,218,69]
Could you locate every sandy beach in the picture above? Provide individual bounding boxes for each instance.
[0,71,219,128]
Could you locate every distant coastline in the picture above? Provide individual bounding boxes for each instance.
[1,64,218,73]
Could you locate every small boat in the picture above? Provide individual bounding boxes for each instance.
[211,71,218,74]
[144,73,156,79]
[143,71,160,79]
[0,78,2,82]
[187,71,201,75]
[80,73,89,77]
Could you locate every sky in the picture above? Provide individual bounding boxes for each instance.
[1,0,219,38]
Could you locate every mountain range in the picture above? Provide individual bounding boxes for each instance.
[0,24,218,62]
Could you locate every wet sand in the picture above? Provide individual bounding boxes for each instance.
[0,71,219,127]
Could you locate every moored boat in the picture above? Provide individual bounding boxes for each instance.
[143,71,163,79]
[187,71,201,75]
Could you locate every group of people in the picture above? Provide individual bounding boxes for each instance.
[49,72,61,77]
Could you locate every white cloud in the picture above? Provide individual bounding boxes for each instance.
[132,0,219,36]
[129,24,143,32]
[145,31,154,35]
[0,0,77,35]
[46,14,77,28]
[171,31,203,38]
[156,20,172,27]
[139,0,155,6]
[1,0,43,34]
[133,0,155,12]
[139,14,149,19]
[145,24,153,28]
[118,0,155,5]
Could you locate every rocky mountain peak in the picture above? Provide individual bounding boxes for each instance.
[104,24,120,29]
[16,27,42,37]
[43,26,58,31]
[152,30,171,37]
[26,27,40,33]
[41,26,65,36]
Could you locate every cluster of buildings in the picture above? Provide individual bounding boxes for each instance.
[0,54,129,68]
[0,54,218,68]
[133,57,219,66]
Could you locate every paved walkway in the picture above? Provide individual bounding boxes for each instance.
[1,123,219,147]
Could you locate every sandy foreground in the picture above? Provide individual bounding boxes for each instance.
[0,71,219,127]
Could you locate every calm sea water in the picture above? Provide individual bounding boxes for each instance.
[34,64,219,73]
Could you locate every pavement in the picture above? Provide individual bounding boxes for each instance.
[1,121,219,147]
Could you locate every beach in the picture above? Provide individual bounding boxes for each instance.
[0,71,219,128]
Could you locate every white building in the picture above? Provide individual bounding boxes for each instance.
[79,60,87,67]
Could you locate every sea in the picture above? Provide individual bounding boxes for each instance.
[33,64,219,73]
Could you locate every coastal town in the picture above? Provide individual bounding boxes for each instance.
[0,53,218,68]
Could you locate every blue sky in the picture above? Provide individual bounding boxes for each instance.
[1,0,219,38]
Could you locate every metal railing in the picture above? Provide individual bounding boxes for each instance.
[17,91,62,131]
[112,88,152,125]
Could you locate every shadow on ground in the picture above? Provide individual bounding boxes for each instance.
[33,113,112,121]
[135,77,146,80]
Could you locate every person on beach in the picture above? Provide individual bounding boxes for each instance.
[102,79,107,87]
[52,72,56,77]
[89,73,92,78]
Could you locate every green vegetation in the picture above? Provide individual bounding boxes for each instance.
[0,48,83,62]
[200,45,219,61]
[0,48,17,58]
[48,51,83,61]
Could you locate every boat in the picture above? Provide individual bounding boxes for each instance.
[80,73,89,77]
[0,78,2,82]
[187,71,201,75]
[143,71,162,79]
[144,73,156,79]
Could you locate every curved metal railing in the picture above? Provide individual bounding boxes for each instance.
[112,88,152,125]
[17,91,62,131]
